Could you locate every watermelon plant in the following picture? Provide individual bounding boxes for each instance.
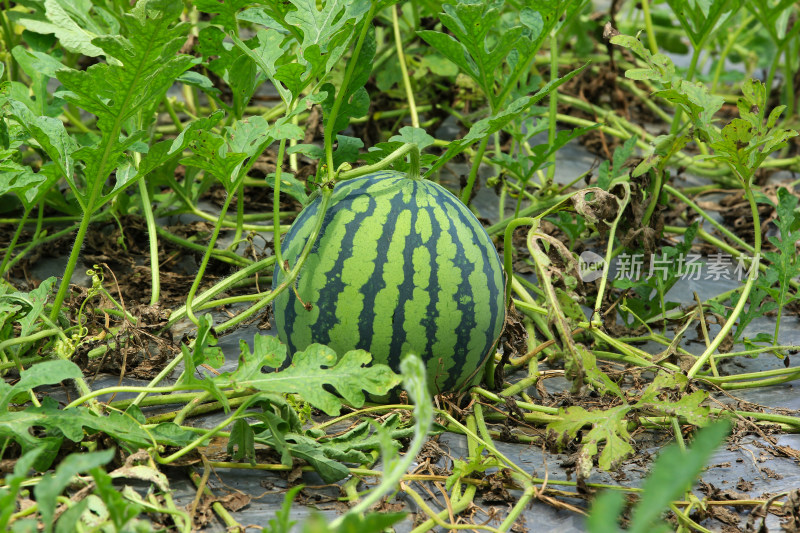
[1,0,800,531]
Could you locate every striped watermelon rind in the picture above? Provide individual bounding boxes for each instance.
[272,170,506,398]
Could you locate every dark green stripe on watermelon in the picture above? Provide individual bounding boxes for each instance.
[273,171,506,399]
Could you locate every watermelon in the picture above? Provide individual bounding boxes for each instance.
[272,170,506,398]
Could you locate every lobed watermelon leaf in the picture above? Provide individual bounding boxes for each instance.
[236,344,402,416]
[548,404,634,471]
[0,396,197,471]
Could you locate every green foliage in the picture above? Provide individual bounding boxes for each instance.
[35,448,115,533]
[761,187,800,341]
[598,136,638,190]
[425,64,589,177]
[587,421,730,533]
[0,394,195,470]
[55,0,193,204]
[493,124,598,214]
[0,448,45,530]
[614,222,700,324]
[301,512,407,533]
[612,33,797,184]
[549,404,633,471]
[548,371,710,472]
[709,186,800,345]
[1,0,798,530]
[245,344,401,415]
[14,0,119,57]
[263,482,406,533]
[446,446,502,490]
[664,0,739,47]
[418,0,561,109]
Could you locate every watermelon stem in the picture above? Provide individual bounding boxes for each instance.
[323,2,378,182]
[408,142,421,179]
[337,143,421,181]
[214,188,334,333]
[503,217,538,307]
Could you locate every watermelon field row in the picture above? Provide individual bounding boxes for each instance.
[1,0,800,531]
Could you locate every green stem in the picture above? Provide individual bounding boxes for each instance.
[154,226,251,267]
[460,135,490,205]
[687,183,761,378]
[323,2,377,180]
[231,183,245,252]
[214,188,333,333]
[49,212,92,322]
[591,185,631,326]
[272,137,289,272]
[137,179,160,305]
[710,15,753,93]
[185,192,236,326]
[165,255,274,329]
[392,4,419,128]
[499,480,537,531]
[664,184,753,253]
[641,169,663,227]
[0,207,29,277]
[641,0,659,55]
[163,96,184,132]
[338,143,419,180]
[545,29,559,187]
[503,218,537,306]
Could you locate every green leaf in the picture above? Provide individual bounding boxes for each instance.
[54,500,90,533]
[263,484,304,533]
[10,46,65,117]
[17,0,105,57]
[665,0,737,48]
[274,63,306,98]
[176,71,221,96]
[761,187,800,341]
[388,126,436,151]
[177,315,228,408]
[90,468,142,531]
[265,413,419,480]
[548,404,634,471]
[228,334,288,382]
[332,135,364,169]
[417,0,554,105]
[521,125,598,182]
[586,489,625,533]
[302,512,407,533]
[446,446,500,490]
[195,0,251,33]
[15,277,55,337]
[237,344,401,415]
[0,448,46,530]
[0,397,197,457]
[0,359,82,412]
[54,0,194,209]
[0,97,77,196]
[0,171,48,211]
[319,23,375,136]
[628,421,730,533]
[228,419,257,465]
[416,30,478,84]
[35,449,115,533]
[231,28,292,103]
[285,0,371,73]
[635,374,710,427]
[267,170,310,205]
